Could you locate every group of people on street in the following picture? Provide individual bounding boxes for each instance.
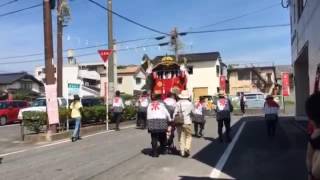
[140,90,234,158]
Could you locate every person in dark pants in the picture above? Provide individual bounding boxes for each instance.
[215,91,233,143]
[240,92,246,115]
[193,97,206,137]
[137,91,150,129]
[147,94,171,157]
[112,91,124,131]
[263,95,279,137]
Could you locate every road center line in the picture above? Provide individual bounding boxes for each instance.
[0,125,136,158]
[210,121,246,179]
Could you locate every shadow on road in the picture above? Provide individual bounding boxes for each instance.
[180,116,309,180]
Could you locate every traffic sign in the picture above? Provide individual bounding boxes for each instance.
[98,50,113,63]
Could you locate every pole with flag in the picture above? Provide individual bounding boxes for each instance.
[98,49,113,131]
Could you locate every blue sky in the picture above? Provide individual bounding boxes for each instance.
[0,0,291,73]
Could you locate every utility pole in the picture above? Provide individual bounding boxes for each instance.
[43,0,55,85]
[171,27,179,62]
[43,0,56,132]
[107,0,115,102]
[57,0,63,97]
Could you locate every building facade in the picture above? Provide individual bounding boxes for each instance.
[116,65,146,95]
[289,0,320,116]
[228,66,276,96]
[0,72,43,95]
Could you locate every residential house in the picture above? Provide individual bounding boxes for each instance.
[289,0,320,117]
[228,65,276,96]
[117,65,146,95]
[35,64,102,98]
[152,52,227,100]
[34,63,146,98]
[0,72,44,95]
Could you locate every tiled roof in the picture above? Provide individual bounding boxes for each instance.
[117,65,141,75]
[0,72,42,85]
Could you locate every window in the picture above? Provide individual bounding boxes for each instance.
[267,73,272,83]
[216,65,220,77]
[238,70,250,81]
[118,77,123,84]
[21,82,33,90]
[297,0,307,19]
[136,77,141,85]
[187,66,193,74]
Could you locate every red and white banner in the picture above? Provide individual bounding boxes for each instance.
[282,72,290,97]
[98,49,113,63]
[45,84,59,125]
[219,76,226,91]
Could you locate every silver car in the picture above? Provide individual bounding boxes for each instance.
[244,93,265,109]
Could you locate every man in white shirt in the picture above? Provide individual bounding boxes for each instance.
[112,91,124,131]
[137,91,150,129]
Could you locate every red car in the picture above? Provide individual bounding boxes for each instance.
[0,100,29,126]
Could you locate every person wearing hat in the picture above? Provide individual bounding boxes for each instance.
[263,95,279,137]
[70,94,83,142]
[215,91,233,143]
[147,93,172,157]
[173,90,194,158]
[137,91,150,129]
[193,97,206,138]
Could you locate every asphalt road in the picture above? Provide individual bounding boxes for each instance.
[0,115,308,180]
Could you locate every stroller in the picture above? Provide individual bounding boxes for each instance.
[166,122,179,155]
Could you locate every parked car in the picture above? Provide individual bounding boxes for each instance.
[0,100,29,125]
[243,92,265,109]
[18,97,67,120]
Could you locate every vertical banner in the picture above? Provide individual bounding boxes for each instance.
[45,84,59,125]
[282,72,290,97]
[220,76,226,92]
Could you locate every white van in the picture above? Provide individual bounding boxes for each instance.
[243,93,265,109]
[18,97,67,120]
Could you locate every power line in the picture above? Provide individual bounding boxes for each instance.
[0,0,18,8]
[0,43,169,65]
[183,24,290,34]
[0,36,165,60]
[0,3,42,18]
[87,0,169,35]
[192,3,280,30]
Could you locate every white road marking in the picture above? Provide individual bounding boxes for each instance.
[210,122,246,178]
[0,124,136,158]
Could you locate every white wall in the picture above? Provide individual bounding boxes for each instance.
[117,75,134,95]
[187,61,220,97]
[62,65,82,98]
[290,0,320,116]
[134,71,146,92]
[291,0,320,92]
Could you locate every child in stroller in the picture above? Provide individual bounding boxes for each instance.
[166,122,178,154]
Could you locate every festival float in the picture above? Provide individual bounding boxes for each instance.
[143,56,188,99]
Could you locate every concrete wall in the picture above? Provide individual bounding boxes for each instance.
[117,75,134,95]
[290,0,320,116]
[187,61,220,97]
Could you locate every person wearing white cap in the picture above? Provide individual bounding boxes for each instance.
[173,90,194,158]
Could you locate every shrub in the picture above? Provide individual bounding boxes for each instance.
[22,111,47,134]
[123,105,137,121]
